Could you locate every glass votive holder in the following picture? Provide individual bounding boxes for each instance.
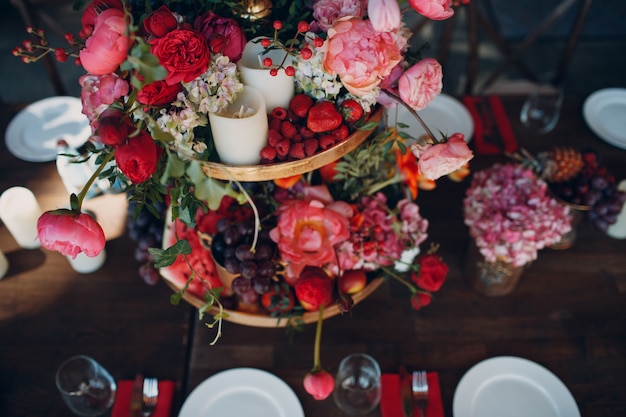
[0,186,43,249]
[67,249,107,274]
[333,353,382,415]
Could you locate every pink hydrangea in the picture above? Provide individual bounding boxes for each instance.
[463,163,572,267]
[79,73,129,125]
[323,17,402,96]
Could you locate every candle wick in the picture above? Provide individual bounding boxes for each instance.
[238,105,245,118]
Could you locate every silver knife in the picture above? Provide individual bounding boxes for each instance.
[399,366,414,417]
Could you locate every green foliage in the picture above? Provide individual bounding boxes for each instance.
[148,238,192,268]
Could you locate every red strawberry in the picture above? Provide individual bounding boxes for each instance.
[289,93,314,118]
[331,124,349,141]
[294,266,334,311]
[307,101,343,133]
[340,98,364,123]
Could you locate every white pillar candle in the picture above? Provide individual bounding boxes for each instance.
[209,85,269,165]
[67,248,106,274]
[238,37,295,112]
[607,179,626,239]
[0,186,43,249]
[0,249,8,279]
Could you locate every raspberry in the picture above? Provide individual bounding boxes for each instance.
[260,145,277,161]
[280,120,297,139]
[289,142,305,160]
[299,126,316,139]
[269,117,281,131]
[331,124,349,141]
[275,139,290,158]
[304,138,319,156]
[268,129,284,147]
[291,134,303,143]
[271,107,288,120]
[319,134,335,150]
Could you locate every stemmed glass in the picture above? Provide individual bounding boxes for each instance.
[333,353,382,415]
[55,355,117,417]
[520,78,564,134]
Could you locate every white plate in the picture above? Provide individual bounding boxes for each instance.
[387,93,474,142]
[583,88,626,150]
[179,368,304,417]
[453,356,580,417]
[5,96,91,162]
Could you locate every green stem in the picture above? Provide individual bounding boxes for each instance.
[312,304,325,372]
[73,150,115,212]
[383,89,439,144]
[380,266,417,294]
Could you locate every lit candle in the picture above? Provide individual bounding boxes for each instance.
[238,37,295,112]
[67,249,106,274]
[0,186,43,249]
[0,249,8,279]
[209,85,269,165]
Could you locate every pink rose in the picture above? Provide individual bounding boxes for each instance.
[37,209,106,259]
[136,80,182,106]
[114,130,160,184]
[80,0,125,38]
[143,6,178,38]
[324,18,401,96]
[270,199,351,280]
[398,58,443,111]
[79,8,130,75]
[313,0,364,31]
[368,0,401,32]
[303,370,335,400]
[194,11,246,62]
[408,0,455,20]
[150,29,210,85]
[412,133,474,180]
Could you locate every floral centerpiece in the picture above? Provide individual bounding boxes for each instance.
[15,0,474,400]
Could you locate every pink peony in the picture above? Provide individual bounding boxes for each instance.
[313,0,364,31]
[303,370,335,400]
[408,0,455,20]
[79,8,130,75]
[194,11,246,62]
[269,199,351,280]
[368,0,402,32]
[79,0,125,38]
[411,133,474,180]
[398,58,443,111]
[37,210,106,259]
[324,17,402,96]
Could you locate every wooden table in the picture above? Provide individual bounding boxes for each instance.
[1,96,625,417]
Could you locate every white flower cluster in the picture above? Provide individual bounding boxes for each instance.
[293,32,343,101]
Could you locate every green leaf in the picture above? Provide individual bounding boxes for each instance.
[161,152,186,183]
[149,239,191,268]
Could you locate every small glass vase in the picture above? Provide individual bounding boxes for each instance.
[549,202,590,250]
[464,243,526,297]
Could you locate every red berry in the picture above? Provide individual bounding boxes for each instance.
[275,140,290,158]
[260,38,271,47]
[289,142,305,160]
[314,37,324,48]
[280,120,297,139]
[303,138,319,156]
[271,107,288,120]
[284,65,295,76]
[273,20,282,30]
[64,33,75,44]
[268,129,284,147]
[300,47,312,60]
[54,48,68,62]
[263,57,273,67]
[297,21,309,33]
[269,68,278,76]
[319,134,335,150]
[289,94,314,118]
[22,40,33,51]
[260,145,277,162]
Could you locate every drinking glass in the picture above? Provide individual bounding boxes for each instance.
[55,355,117,416]
[333,353,381,415]
[520,81,564,133]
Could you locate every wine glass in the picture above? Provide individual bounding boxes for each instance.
[520,80,564,133]
[55,355,117,416]
[333,353,382,415]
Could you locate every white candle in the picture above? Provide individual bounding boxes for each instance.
[607,179,626,239]
[0,186,43,249]
[209,85,269,165]
[67,249,106,274]
[0,249,8,279]
[238,37,295,112]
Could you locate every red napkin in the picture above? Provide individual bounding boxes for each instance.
[111,380,175,417]
[462,96,519,155]
[380,372,444,417]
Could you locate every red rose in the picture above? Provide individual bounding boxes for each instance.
[96,108,132,146]
[412,253,449,292]
[37,209,106,259]
[136,80,182,106]
[410,292,432,310]
[194,11,246,62]
[114,130,159,184]
[143,5,178,38]
[150,29,210,85]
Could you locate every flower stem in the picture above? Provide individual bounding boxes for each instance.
[311,304,325,372]
[383,89,439,144]
[72,150,115,213]
[380,266,417,294]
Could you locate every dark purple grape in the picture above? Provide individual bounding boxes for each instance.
[591,176,609,190]
[231,276,251,295]
[216,218,231,234]
[240,260,258,279]
[223,246,236,259]
[211,234,226,255]
[235,244,255,261]
[252,276,271,294]
[223,257,241,274]
[139,263,160,285]
[239,288,258,305]
[134,247,152,263]
[222,226,241,246]
[604,213,618,224]
[254,243,274,261]
[220,295,238,310]
[257,260,276,278]
[238,220,255,237]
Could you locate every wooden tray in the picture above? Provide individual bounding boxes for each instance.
[161,271,384,328]
[201,106,384,182]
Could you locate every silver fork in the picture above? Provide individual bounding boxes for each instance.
[412,370,429,417]
[141,377,159,417]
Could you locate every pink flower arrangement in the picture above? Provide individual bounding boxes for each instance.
[463,163,572,267]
